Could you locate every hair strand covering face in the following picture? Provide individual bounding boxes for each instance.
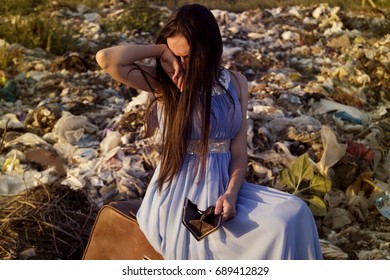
[148,4,223,191]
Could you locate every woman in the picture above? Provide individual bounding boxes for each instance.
[96,4,323,260]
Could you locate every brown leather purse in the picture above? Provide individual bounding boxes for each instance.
[82,199,163,260]
[182,198,222,241]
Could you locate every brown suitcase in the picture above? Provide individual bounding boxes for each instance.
[82,199,163,260]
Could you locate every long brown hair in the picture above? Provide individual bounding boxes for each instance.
[146,4,223,190]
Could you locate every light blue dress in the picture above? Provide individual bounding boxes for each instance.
[137,69,323,260]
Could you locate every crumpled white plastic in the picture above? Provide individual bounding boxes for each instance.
[0,113,24,129]
[123,91,150,112]
[99,130,122,155]
[51,111,98,145]
[0,169,56,195]
[266,115,322,135]
[316,125,347,177]
[312,99,371,125]
[4,133,49,149]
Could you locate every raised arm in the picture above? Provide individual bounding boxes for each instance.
[95,44,164,92]
[95,44,183,93]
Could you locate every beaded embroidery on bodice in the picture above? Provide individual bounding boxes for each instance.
[212,69,230,96]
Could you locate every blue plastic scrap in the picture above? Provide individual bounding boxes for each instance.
[0,80,18,102]
[333,111,363,125]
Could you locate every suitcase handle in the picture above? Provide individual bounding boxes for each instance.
[110,199,143,220]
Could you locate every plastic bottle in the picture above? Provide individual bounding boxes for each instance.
[375,191,390,221]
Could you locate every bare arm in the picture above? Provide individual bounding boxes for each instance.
[95,44,183,92]
[215,71,249,221]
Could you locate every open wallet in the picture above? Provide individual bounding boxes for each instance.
[182,198,223,241]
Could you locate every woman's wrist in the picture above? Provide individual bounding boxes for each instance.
[224,187,239,201]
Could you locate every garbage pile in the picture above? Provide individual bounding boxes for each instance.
[0,2,389,259]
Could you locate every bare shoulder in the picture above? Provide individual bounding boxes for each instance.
[228,70,248,100]
[229,70,247,83]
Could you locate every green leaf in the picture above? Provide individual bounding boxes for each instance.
[290,153,314,181]
[280,168,298,190]
[310,174,331,196]
[305,195,327,217]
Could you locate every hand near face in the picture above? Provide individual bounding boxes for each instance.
[160,47,184,92]
[163,35,190,92]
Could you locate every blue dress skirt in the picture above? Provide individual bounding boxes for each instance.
[137,69,323,260]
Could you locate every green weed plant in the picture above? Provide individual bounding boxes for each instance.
[100,1,164,34]
[0,42,12,73]
[0,14,76,56]
[280,153,331,216]
[0,42,23,78]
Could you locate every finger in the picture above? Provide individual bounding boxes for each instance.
[222,212,228,222]
[173,70,183,86]
[222,205,236,222]
[172,68,179,81]
[214,199,223,215]
[178,76,184,92]
[172,61,181,78]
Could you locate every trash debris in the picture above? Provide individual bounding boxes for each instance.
[375,191,390,221]
[19,248,37,260]
[0,2,389,260]
[0,80,18,102]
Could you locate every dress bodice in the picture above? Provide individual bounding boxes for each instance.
[158,68,242,142]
